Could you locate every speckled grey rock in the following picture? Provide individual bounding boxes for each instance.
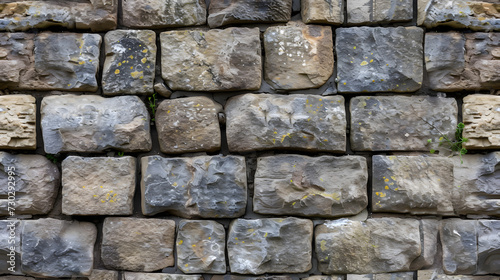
[316,218,421,274]
[410,219,439,270]
[440,219,478,274]
[89,270,119,280]
[228,217,313,274]
[0,220,21,274]
[141,155,247,218]
[226,94,346,153]
[102,30,156,95]
[346,273,414,280]
[101,217,175,272]
[462,95,500,149]
[347,0,413,25]
[477,220,500,275]
[0,95,36,149]
[21,218,97,277]
[264,21,333,90]
[123,272,203,280]
[41,95,151,154]
[176,220,226,274]
[122,0,206,28]
[350,96,457,151]
[254,155,367,217]
[160,28,261,91]
[301,0,343,24]
[208,0,292,28]
[336,27,423,93]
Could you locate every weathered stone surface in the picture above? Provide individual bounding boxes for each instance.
[425,32,500,91]
[160,28,261,91]
[89,270,119,280]
[254,155,368,217]
[0,33,33,88]
[0,277,35,280]
[302,276,344,280]
[336,27,423,93]
[0,152,59,216]
[156,97,221,154]
[347,0,413,24]
[141,155,246,217]
[316,218,421,274]
[463,95,500,149]
[477,220,500,275]
[440,219,478,274]
[418,0,500,31]
[0,220,21,274]
[0,0,117,31]
[228,217,313,274]
[264,21,333,90]
[226,94,346,153]
[177,220,226,274]
[214,276,294,280]
[102,30,156,95]
[411,219,439,270]
[0,95,36,149]
[122,0,206,28]
[208,0,292,28]
[346,273,414,280]
[301,0,343,24]
[350,96,458,151]
[21,218,97,277]
[418,270,499,280]
[372,156,454,215]
[62,156,136,215]
[154,82,172,98]
[41,95,151,153]
[123,272,203,280]
[101,217,175,272]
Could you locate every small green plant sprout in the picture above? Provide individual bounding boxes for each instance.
[45,154,59,164]
[117,151,125,157]
[427,122,469,164]
[148,92,157,122]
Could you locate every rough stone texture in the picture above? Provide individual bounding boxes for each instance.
[160,28,261,91]
[141,155,247,217]
[123,272,203,280]
[264,21,333,90]
[214,276,294,280]
[176,220,226,274]
[102,30,156,95]
[228,217,313,274]
[156,97,221,154]
[418,270,499,280]
[301,0,343,24]
[418,0,500,31]
[0,33,33,89]
[410,219,439,270]
[0,220,21,274]
[254,155,368,217]
[316,218,421,274]
[154,82,172,98]
[350,96,458,151]
[336,27,423,93]
[101,217,175,272]
[0,152,59,216]
[425,32,500,92]
[41,95,151,154]
[477,220,500,275]
[226,94,346,153]
[303,276,344,280]
[346,273,414,280]
[347,0,413,24]
[0,95,36,150]
[0,277,35,280]
[208,0,292,28]
[89,270,119,280]
[0,0,117,32]
[440,219,478,274]
[372,156,454,215]
[462,95,500,149]
[62,156,136,216]
[121,0,206,28]
[21,218,97,277]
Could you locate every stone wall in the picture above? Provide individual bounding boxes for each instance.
[0,0,499,279]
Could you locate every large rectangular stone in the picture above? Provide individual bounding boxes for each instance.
[0,95,36,150]
[346,273,414,280]
[301,0,344,24]
[123,272,203,280]
[477,220,500,275]
[347,0,413,25]
[463,95,500,149]
[440,219,478,274]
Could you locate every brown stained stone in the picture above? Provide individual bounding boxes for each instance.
[0,33,34,89]
[463,95,500,149]
[0,95,36,150]
[347,0,413,25]
[123,272,203,280]
[301,0,344,25]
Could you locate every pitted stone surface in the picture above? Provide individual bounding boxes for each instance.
[21,218,97,278]
[101,217,175,272]
[301,0,343,24]
[123,273,203,280]
[141,155,247,218]
[102,30,156,95]
[208,0,292,28]
[372,156,454,215]
[0,95,36,150]
[160,28,261,91]
[122,0,206,28]
[0,220,21,274]
[315,218,421,274]
[227,217,313,274]
[89,270,119,280]
[336,27,423,93]
[346,273,414,280]
[410,219,439,270]
[0,152,59,216]
[254,155,368,217]
[477,220,500,275]
[62,156,136,216]
[176,220,226,274]
[463,95,500,149]
[226,94,346,153]
[347,0,413,24]
[440,219,478,274]
[41,95,151,154]
[350,96,458,151]
[156,97,221,154]
[264,21,333,90]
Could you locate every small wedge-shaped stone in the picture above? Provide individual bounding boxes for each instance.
[254,155,368,217]
[440,219,478,274]
[123,272,203,280]
[350,96,457,151]
[477,220,500,275]
[21,218,97,277]
[41,95,151,154]
[141,155,247,217]
[301,0,344,24]
[89,270,119,280]
[226,94,346,153]
[161,28,261,91]
[410,219,439,270]
[0,95,36,149]
[0,220,21,274]
[463,95,500,149]
[347,0,413,25]
[228,217,313,274]
[316,218,421,274]
[346,273,414,280]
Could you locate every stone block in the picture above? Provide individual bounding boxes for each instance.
[440,219,478,274]
[302,276,344,280]
[0,220,21,274]
[417,270,499,280]
[477,220,500,275]
[89,270,119,280]
[463,95,500,149]
[123,272,203,280]
[0,95,36,149]
[347,0,413,25]
[346,273,414,280]
[214,276,294,280]
[411,219,439,270]
[301,0,343,24]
